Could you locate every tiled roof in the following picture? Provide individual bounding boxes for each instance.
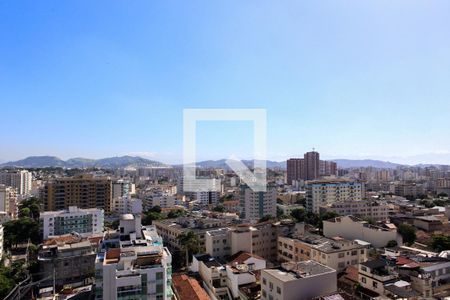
[172,274,211,300]
[228,251,264,265]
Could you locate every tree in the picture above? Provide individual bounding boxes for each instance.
[398,224,416,245]
[142,211,163,225]
[290,208,305,222]
[18,197,41,220]
[167,209,185,218]
[258,215,275,223]
[212,205,225,213]
[3,217,40,248]
[431,234,450,251]
[386,240,398,248]
[178,231,200,267]
[437,192,448,198]
[149,205,162,213]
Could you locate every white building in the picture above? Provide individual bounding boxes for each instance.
[0,170,32,195]
[306,179,364,213]
[196,191,220,207]
[151,195,177,208]
[111,196,142,215]
[40,206,104,239]
[240,185,277,221]
[112,179,135,200]
[95,214,173,300]
[226,252,266,299]
[261,260,337,300]
[323,216,402,248]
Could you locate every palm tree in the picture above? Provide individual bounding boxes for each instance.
[177,231,200,267]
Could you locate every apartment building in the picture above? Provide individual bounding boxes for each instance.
[41,174,112,212]
[40,206,104,239]
[278,234,368,271]
[150,195,177,208]
[205,221,300,262]
[239,184,277,221]
[153,217,232,252]
[359,259,398,296]
[95,215,173,300]
[323,216,402,248]
[390,182,423,198]
[261,260,337,300]
[306,179,364,213]
[111,196,142,215]
[112,179,135,200]
[319,200,390,221]
[190,252,266,300]
[286,151,337,184]
[0,170,32,195]
[0,184,18,219]
[196,191,220,207]
[38,234,97,287]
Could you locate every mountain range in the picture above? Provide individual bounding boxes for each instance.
[1,156,447,170]
[0,156,168,169]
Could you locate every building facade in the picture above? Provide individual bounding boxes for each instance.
[41,175,112,212]
[239,185,277,221]
[323,216,402,248]
[261,260,337,300]
[306,179,364,213]
[40,206,104,239]
[319,200,390,221]
[0,170,32,195]
[95,215,173,300]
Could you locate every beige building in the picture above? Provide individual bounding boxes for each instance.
[261,260,337,300]
[278,234,368,271]
[41,175,112,212]
[153,217,232,252]
[239,185,277,221]
[319,200,390,221]
[205,221,301,262]
[0,184,18,219]
[306,179,364,213]
[323,216,402,248]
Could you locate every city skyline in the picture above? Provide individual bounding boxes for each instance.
[2,1,450,164]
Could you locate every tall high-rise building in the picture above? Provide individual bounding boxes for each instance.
[287,158,305,185]
[239,184,277,220]
[304,151,320,180]
[319,160,337,177]
[41,175,112,212]
[287,151,336,184]
[0,170,32,195]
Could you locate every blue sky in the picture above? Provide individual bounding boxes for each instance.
[1,0,450,164]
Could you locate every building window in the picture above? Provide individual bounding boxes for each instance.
[277,286,281,294]
[361,277,366,283]
[262,278,266,285]
[373,282,378,288]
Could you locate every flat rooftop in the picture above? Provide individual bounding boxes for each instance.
[264,260,335,282]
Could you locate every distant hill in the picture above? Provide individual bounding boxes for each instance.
[332,159,402,169]
[0,155,168,169]
[181,159,286,169]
